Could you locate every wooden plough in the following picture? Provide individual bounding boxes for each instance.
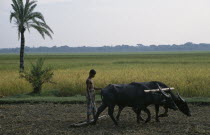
[70,115,108,127]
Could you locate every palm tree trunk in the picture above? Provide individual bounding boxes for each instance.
[20,31,25,72]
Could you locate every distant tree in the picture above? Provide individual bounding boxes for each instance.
[184,42,193,46]
[10,0,53,72]
[20,58,54,94]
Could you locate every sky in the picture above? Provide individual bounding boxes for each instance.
[0,0,210,48]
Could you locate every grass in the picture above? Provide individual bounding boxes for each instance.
[0,51,210,97]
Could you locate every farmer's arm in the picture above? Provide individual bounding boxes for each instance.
[94,87,102,90]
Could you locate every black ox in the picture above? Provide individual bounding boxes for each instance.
[93,81,179,125]
[116,81,191,123]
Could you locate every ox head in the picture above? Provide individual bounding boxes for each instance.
[157,84,178,111]
[174,92,191,116]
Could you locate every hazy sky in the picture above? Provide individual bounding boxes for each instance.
[0,0,210,48]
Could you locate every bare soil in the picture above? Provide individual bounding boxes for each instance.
[0,104,210,135]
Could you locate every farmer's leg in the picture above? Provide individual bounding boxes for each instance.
[92,92,97,117]
[86,95,92,122]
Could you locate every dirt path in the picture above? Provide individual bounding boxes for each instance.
[0,104,210,135]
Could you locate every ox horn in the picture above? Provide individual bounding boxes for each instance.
[157,83,170,98]
[177,92,185,102]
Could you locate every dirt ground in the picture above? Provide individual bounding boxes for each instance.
[0,104,210,135]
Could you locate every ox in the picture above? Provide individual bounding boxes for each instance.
[115,81,191,123]
[93,82,177,125]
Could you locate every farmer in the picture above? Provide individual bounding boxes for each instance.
[86,69,102,123]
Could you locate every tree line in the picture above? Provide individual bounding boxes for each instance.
[1,42,210,53]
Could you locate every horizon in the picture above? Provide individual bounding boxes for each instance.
[0,0,210,48]
[1,42,209,49]
[0,42,210,51]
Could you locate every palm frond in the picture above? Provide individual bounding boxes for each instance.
[14,0,24,29]
[31,24,52,39]
[30,19,53,34]
[11,0,20,12]
[31,18,40,26]
[29,12,46,23]
[30,24,46,39]
[10,12,16,22]
[27,3,37,15]
[11,3,19,13]
[24,0,30,16]
[17,0,24,19]
[24,0,37,16]
[17,0,24,11]
[10,0,53,39]
[41,27,53,39]
[38,22,54,33]
[25,22,30,32]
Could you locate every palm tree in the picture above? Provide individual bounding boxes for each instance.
[10,0,53,72]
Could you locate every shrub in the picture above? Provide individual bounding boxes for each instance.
[20,58,54,94]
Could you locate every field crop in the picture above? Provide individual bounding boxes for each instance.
[0,52,210,97]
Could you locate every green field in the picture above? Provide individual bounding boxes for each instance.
[0,51,210,97]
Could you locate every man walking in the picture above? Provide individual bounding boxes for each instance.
[86,69,101,123]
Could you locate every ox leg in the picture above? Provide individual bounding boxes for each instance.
[108,105,118,125]
[132,107,144,124]
[155,105,160,122]
[116,106,124,121]
[143,108,151,123]
[137,109,144,121]
[159,106,169,117]
[93,103,107,125]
